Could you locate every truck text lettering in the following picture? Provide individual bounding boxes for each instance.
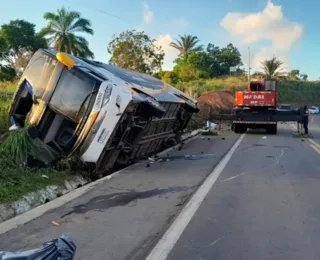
[243,95,265,100]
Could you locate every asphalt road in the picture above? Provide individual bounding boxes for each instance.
[166,122,320,260]
[308,114,320,142]
[0,130,238,260]
[1,121,320,260]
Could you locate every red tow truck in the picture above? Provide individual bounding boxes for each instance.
[212,79,300,134]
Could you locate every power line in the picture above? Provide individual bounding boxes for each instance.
[64,0,175,38]
[65,0,130,24]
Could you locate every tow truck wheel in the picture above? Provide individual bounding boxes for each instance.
[266,124,277,135]
[234,123,246,134]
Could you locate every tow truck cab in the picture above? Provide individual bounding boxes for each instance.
[235,79,278,108]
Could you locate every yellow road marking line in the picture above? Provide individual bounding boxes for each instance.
[309,139,320,150]
[311,144,320,154]
[289,122,320,149]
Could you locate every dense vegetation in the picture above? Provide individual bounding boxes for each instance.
[0,81,14,134]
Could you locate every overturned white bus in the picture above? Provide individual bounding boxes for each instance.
[9,49,199,174]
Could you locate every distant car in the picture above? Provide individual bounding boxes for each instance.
[308,106,319,114]
[277,104,292,112]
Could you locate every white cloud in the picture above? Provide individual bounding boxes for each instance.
[252,47,290,72]
[143,4,154,24]
[221,0,303,50]
[220,0,303,70]
[173,17,189,28]
[154,34,179,70]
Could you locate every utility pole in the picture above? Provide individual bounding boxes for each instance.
[248,46,251,82]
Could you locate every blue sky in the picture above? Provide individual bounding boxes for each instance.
[0,0,319,79]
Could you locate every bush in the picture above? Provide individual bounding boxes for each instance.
[0,81,16,133]
[0,65,16,82]
[186,112,207,131]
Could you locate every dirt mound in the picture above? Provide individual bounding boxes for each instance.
[196,91,235,115]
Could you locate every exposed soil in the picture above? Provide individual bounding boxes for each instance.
[196,91,235,116]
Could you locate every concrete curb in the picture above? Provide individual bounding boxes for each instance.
[0,176,88,224]
[0,129,202,235]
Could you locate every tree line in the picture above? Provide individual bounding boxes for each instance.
[0,7,309,83]
[108,31,244,84]
[0,7,93,81]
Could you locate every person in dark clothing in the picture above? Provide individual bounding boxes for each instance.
[303,105,309,135]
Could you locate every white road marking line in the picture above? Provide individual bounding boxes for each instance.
[146,133,246,260]
[220,172,245,183]
[275,148,286,165]
[207,237,222,247]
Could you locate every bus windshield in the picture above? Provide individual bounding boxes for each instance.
[49,68,98,122]
[22,50,57,98]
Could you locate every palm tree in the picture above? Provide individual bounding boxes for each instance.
[260,57,284,79]
[170,34,202,57]
[40,7,94,58]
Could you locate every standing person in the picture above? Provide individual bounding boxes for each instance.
[303,105,309,135]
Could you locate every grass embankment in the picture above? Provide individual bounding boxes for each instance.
[0,129,75,204]
[0,81,75,204]
[0,81,15,134]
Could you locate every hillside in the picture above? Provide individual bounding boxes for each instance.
[182,77,320,106]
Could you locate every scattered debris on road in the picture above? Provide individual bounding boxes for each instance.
[0,234,76,259]
[201,130,218,136]
[51,220,60,226]
[293,133,313,138]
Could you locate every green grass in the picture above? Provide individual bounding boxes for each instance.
[0,128,38,166]
[0,167,75,204]
[0,81,78,205]
[278,80,320,104]
[0,96,10,134]
[0,81,16,96]
[0,127,77,204]
[0,81,15,133]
